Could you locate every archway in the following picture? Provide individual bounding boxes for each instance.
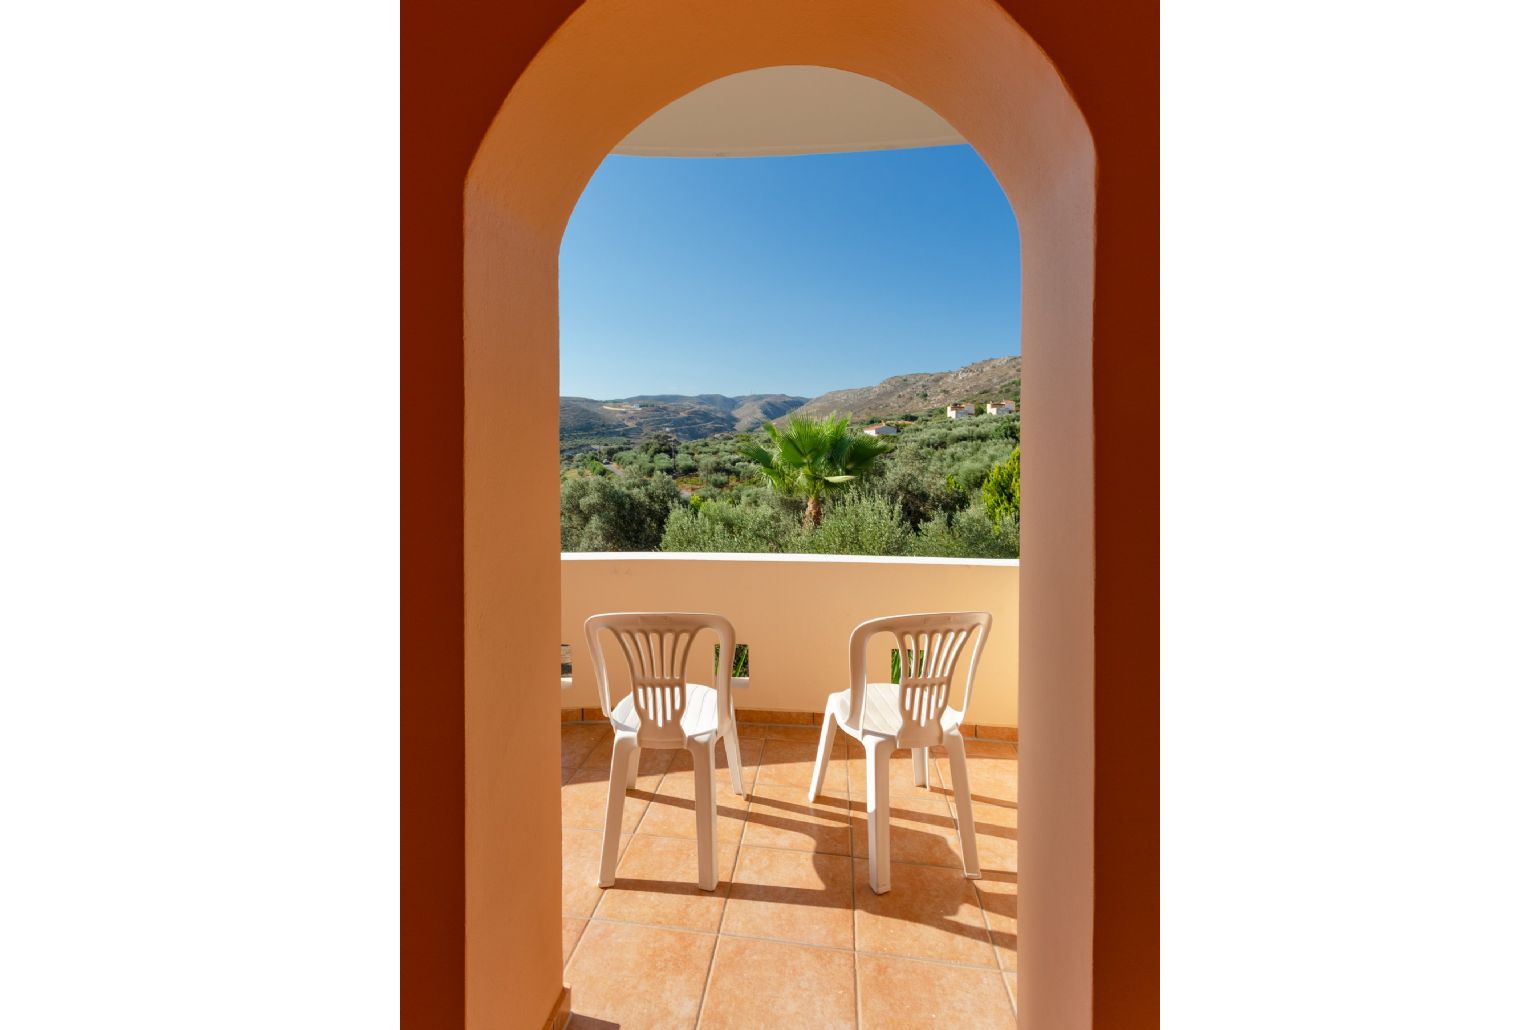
[464,1,1095,1026]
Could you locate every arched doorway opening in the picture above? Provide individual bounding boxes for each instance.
[464,1,1095,1026]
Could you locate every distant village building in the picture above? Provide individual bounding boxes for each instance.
[986,400,1016,415]
[863,423,898,437]
[946,402,976,419]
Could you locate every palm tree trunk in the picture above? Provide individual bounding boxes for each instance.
[803,494,822,530]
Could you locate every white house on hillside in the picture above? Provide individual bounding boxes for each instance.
[986,400,1015,414]
[863,423,898,437]
[946,402,976,419]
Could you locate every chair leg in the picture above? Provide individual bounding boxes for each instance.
[689,736,719,890]
[723,718,746,796]
[625,744,642,788]
[912,746,930,788]
[598,734,637,887]
[864,737,895,894]
[944,729,980,879]
[809,705,839,802]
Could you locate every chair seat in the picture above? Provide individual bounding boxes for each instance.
[830,683,962,741]
[611,681,723,740]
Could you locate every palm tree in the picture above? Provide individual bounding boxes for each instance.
[738,413,893,529]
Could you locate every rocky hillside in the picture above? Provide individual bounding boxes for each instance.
[783,356,1021,424]
[559,392,807,445]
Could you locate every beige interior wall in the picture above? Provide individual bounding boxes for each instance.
[465,1,1095,1026]
[561,555,1020,727]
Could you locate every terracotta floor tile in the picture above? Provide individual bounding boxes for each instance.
[941,795,1018,875]
[741,786,851,856]
[562,827,631,918]
[757,723,846,747]
[561,917,587,965]
[854,861,995,966]
[560,767,654,833]
[856,953,1016,1029]
[661,736,763,797]
[936,754,1018,807]
[565,920,716,1028]
[739,710,819,726]
[847,750,950,803]
[965,764,1020,801]
[972,871,1018,970]
[961,796,1019,830]
[721,733,763,768]
[720,846,854,949]
[698,936,856,1029]
[932,739,1017,760]
[971,822,1019,874]
[852,795,963,869]
[593,834,738,932]
[579,733,674,778]
[961,739,1018,758]
[636,781,752,843]
[554,721,1022,1023]
[577,728,614,769]
[561,723,610,769]
[756,738,843,792]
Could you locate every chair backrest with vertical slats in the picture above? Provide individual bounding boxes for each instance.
[849,612,992,748]
[584,612,734,748]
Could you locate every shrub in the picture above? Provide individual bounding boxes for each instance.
[910,504,1019,559]
[714,643,750,677]
[805,494,913,556]
[980,448,1021,525]
[660,499,803,553]
[560,472,680,551]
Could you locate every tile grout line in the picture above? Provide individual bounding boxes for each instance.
[617,829,1003,874]
[693,732,756,1030]
[579,913,1002,973]
[851,842,861,1029]
[945,751,1017,1015]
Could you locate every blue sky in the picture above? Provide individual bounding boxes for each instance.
[558,145,1020,400]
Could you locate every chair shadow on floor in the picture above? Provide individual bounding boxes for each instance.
[559,720,1020,1022]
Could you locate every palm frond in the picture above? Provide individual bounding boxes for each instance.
[738,442,776,469]
[737,410,893,513]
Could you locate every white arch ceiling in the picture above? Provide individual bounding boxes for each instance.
[612,65,966,157]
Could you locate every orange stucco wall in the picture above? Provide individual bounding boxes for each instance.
[403,1,1156,1027]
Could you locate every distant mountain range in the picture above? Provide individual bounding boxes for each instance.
[559,355,1021,446]
[559,393,808,446]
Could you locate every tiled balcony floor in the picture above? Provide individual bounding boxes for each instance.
[559,721,1020,1029]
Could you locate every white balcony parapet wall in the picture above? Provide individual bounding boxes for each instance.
[561,553,1019,727]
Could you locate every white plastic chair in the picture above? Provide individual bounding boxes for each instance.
[809,612,992,894]
[585,612,745,891]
